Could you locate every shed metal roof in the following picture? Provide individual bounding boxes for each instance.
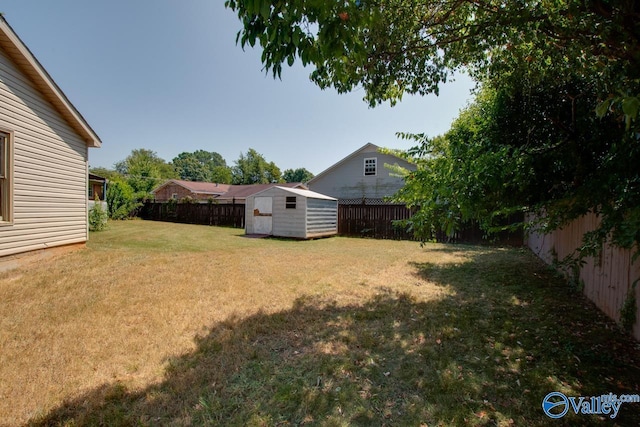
[251,186,337,201]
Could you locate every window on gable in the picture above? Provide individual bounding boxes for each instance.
[364,157,377,176]
[286,196,296,209]
[0,131,13,223]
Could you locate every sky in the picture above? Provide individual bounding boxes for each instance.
[1,0,476,175]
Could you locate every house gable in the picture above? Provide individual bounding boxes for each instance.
[307,143,415,202]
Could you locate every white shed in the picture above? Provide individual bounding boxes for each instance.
[245,186,338,239]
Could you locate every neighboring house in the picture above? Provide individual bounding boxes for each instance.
[0,17,101,257]
[88,173,107,211]
[245,186,337,239]
[152,180,307,203]
[153,179,231,202]
[307,143,416,203]
[88,173,106,200]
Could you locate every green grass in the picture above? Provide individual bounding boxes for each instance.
[1,220,638,426]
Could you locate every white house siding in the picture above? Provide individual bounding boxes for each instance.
[306,198,338,237]
[0,49,89,256]
[308,145,415,202]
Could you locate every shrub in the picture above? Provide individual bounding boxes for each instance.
[88,202,108,231]
[106,180,139,220]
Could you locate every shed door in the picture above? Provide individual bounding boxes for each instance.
[253,196,273,234]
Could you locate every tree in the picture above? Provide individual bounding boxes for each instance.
[232,148,282,184]
[115,149,177,199]
[225,1,639,112]
[283,167,314,183]
[393,80,636,255]
[172,150,232,183]
[89,167,122,182]
[106,179,139,220]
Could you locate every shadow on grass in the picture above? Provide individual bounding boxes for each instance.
[31,249,640,426]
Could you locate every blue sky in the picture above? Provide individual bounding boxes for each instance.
[2,0,475,175]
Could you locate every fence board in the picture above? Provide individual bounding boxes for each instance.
[527,212,640,340]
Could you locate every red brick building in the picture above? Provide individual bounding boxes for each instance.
[152,180,307,203]
[153,180,231,202]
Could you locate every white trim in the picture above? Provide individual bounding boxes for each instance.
[364,157,377,176]
[0,129,14,225]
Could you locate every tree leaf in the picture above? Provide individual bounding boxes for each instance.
[622,96,640,119]
[595,99,611,118]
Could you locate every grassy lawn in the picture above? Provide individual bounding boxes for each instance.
[0,220,639,426]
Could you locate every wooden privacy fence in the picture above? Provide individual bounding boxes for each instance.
[527,212,640,340]
[338,204,523,244]
[140,201,522,244]
[338,204,416,240]
[140,202,245,228]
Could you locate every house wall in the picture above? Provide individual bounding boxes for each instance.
[306,198,338,237]
[0,48,89,257]
[527,212,640,340]
[154,183,207,202]
[89,181,104,201]
[308,147,415,201]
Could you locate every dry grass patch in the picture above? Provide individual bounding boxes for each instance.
[0,220,638,426]
[0,221,450,425]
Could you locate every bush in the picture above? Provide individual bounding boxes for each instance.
[106,180,139,220]
[88,202,108,231]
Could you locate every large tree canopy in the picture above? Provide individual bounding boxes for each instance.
[115,149,177,198]
[283,167,314,183]
[225,0,639,114]
[232,148,283,184]
[172,150,232,183]
[393,81,637,255]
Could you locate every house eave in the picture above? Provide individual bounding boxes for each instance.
[0,16,102,148]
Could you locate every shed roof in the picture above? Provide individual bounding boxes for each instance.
[0,16,101,148]
[88,173,106,182]
[252,186,337,201]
